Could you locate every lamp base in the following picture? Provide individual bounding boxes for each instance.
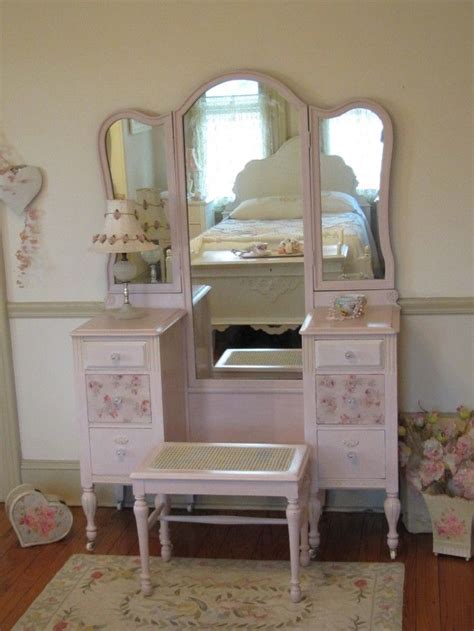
[111,303,147,320]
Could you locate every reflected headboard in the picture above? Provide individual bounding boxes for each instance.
[232,136,358,203]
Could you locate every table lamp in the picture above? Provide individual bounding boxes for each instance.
[91,199,157,319]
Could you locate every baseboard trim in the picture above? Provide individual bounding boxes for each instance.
[6,296,474,319]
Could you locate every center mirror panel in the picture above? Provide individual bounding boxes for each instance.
[184,79,304,380]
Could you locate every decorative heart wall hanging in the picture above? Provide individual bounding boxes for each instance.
[0,165,42,215]
[5,484,73,547]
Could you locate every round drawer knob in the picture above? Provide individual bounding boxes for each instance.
[347,398,356,407]
[110,352,121,361]
[116,448,126,460]
[345,351,355,360]
[347,451,357,461]
[113,397,122,406]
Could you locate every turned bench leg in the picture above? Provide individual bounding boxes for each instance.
[159,494,173,562]
[299,476,311,567]
[286,498,302,603]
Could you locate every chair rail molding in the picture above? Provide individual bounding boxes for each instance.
[6,297,474,319]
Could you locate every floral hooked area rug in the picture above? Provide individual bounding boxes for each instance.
[13,555,404,630]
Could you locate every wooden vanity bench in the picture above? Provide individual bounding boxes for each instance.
[130,441,311,603]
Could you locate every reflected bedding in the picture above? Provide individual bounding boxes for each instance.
[190,208,377,278]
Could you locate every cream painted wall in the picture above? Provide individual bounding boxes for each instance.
[1,2,473,466]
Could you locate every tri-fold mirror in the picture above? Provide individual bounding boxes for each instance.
[99,72,394,381]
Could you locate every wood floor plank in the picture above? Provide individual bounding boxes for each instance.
[319,511,356,562]
[357,512,383,562]
[398,525,418,631]
[0,509,14,537]
[438,553,474,631]
[415,533,441,631]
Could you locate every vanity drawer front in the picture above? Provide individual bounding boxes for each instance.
[318,430,386,480]
[83,341,147,369]
[314,340,383,370]
[86,374,152,425]
[89,427,152,476]
[316,374,385,425]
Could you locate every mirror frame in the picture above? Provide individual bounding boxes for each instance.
[98,109,182,295]
[310,100,394,291]
[97,72,396,386]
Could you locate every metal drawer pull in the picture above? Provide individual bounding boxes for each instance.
[116,448,126,460]
[110,352,121,361]
[347,398,356,407]
[343,439,359,448]
[347,451,357,461]
[345,351,355,360]
[113,397,122,406]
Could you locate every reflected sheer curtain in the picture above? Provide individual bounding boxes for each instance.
[185,82,288,204]
[321,109,383,201]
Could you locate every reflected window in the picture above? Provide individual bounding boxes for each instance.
[186,80,288,203]
[319,108,385,281]
[322,109,383,200]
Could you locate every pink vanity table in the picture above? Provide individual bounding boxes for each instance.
[301,303,401,559]
[75,70,401,567]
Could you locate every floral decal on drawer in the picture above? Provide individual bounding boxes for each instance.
[86,374,152,424]
[317,374,384,425]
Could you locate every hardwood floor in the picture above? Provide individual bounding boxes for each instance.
[0,505,472,630]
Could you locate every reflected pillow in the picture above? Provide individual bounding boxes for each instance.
[321,191,361,213]
[229,195,303,220]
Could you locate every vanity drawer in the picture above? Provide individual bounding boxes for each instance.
[83,340,147,370]
[316,374,385,425]
[317,429,386,480]
[86,374,152,425]
[314,339,383,370]
[89,427,152,476]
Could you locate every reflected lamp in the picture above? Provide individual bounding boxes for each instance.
[91,199,156,319]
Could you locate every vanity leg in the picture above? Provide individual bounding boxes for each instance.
[159,494,172,562]
[81,486,97,551]
[134,494,152,596]
[300,477,311,567]
[384,493,401,559]
[286,498,302,603]
[308,490,323,557]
